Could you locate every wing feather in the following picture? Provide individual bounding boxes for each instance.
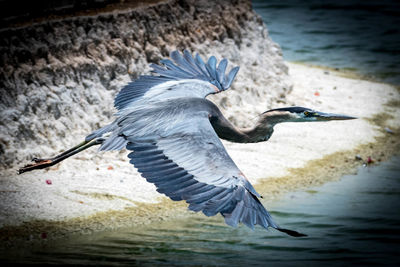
[170,50,199,76]
[205,56,217,80]
[112,50,240,112]
[88,50,241,145]
[194,53,210,77]
[120,106,283,232]
[217,59,228,85]
[225,66,240,89]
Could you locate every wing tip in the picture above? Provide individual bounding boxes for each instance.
[276,227,308,237]
[159,50,239,91]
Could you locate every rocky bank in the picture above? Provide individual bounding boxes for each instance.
[0,0,291,169]
[0,0,292,240]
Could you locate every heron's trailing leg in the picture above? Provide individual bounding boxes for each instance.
[18,138,104,174]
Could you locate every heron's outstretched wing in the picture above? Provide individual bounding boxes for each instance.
[87,50,239,143]
[120,105,303,236]
[114,50,239,111]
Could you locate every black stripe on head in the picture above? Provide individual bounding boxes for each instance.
[265,106,311,114]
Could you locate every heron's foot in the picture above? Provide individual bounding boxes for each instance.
[18,159,54,174]
[17,139,103,175]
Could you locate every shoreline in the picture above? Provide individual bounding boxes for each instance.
[289,61,400,89]
[1,62,399,247]
[254,62,400,197]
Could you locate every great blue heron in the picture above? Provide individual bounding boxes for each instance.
[18,50,355,237]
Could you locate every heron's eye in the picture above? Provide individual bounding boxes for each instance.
[304,111,310,116]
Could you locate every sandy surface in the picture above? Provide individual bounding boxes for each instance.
[1,62,399,243]
[228,62,400,182]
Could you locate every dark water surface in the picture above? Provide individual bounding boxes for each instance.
[2,157,400,266]
[253,0,400,84]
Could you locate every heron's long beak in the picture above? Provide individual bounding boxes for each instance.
[314,111,357,121]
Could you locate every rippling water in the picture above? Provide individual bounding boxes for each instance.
[253,0,400,84]
[2,157,400,266]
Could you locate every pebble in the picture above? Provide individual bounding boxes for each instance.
[384,127,394,134]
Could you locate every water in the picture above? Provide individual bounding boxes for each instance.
[2,3,400,265]
[252,0,400,84]
[2,157,400,266]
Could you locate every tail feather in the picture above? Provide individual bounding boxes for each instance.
[85,122,118,142]
[100,134,128,151]
[86,122,128,151]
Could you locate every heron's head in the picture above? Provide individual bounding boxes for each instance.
[261,106,356,125]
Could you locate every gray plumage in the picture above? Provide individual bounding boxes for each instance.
[96,92,281,230]
[86,50,302,236]
[20,50,356,237]
[114,50,239,111]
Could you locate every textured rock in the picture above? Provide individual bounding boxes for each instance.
[0,0,291,169]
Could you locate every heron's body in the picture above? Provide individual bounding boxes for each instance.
[19,50,355,237]
[94,96,275,151]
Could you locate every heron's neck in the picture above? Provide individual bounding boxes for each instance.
[209,105,285,144]
[238,111,290,143]
[240,124,275,143]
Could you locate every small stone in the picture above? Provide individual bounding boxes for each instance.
[384,127,394,134]
[355,155,362,160]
